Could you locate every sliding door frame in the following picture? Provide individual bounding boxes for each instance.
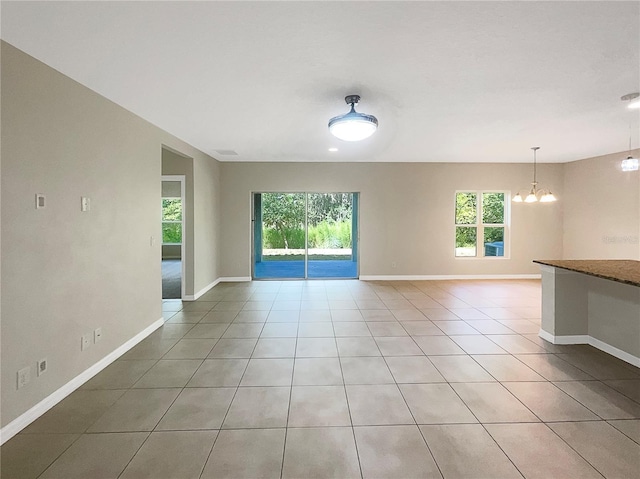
[251,191,359,280]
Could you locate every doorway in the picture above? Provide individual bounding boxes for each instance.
[253,192,358,279]
[161,175,185,298]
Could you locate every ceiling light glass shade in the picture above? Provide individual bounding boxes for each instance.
[628,99,640,109]
[524,191,538,203]
[512,193,523,203]
[329,115,378,141]
[621,156,639,171]
[540,191,557,202]
[328,95,378,141]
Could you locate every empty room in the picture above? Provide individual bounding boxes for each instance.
[1,1,639,478]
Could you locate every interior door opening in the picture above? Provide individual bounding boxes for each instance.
[253,192,359,279]
[161,176,185,298]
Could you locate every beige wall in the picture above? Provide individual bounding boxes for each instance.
[220,162,565,277]
[562,150,640,260]
[0,42,221,428]
[193,155,221,293]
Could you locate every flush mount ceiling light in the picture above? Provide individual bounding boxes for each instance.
[620,93,640,171]
[513,147,557,203]
[328,95,378,141]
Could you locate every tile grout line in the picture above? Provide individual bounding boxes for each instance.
[502,423,606,479]
[279,296,301,479]
[333,293,365,479]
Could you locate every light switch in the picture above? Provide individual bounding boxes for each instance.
[81,197,90,212]
[35,194,45,209]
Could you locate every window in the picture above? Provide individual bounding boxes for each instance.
[455,192,507,257]
[162,198,182,244]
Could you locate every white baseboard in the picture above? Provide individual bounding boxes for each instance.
[538,330,590,345]
[0,317,164,445]
[537,329,557,343]
[589,337,640,368]
[538,329,640,367]
[183,277,252,301]
[184,279,221,301]
[359,274,541,281]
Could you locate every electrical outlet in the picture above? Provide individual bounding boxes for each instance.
[17,366,31,389]
[81,334,92,351]
[94,327,102,343]
[37,358,48,376]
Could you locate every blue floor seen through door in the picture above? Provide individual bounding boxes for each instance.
[254,260,357,279]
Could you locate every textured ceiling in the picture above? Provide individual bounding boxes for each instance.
[2,1,639,163]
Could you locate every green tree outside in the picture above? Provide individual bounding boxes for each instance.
[261,193,306,249]
[455,193,477,248]
[162,198,182,243]
[261,193,353,250]
[455,192,505,251]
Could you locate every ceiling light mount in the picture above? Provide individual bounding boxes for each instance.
[344,94,361,105]
[328,94,378,142]
[512,147,557,203]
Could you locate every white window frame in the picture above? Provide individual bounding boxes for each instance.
[161,197,182,245]
[161,174,185,247]
[454,190,510,259]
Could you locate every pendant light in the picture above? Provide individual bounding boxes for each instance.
[328,95,378,141]
[621,92,639,171]
[513,147,557,203]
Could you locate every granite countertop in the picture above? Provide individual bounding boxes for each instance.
[533,259,640,287]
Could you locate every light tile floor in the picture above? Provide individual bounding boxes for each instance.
[2,279,640,478]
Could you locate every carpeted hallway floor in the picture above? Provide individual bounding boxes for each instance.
[162,259,181,299]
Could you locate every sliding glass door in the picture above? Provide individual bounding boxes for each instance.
[253,193,306,279]
[253,192,358,279]
[306,193,357,278]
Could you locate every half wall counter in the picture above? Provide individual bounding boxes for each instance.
[534,260,640,367]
